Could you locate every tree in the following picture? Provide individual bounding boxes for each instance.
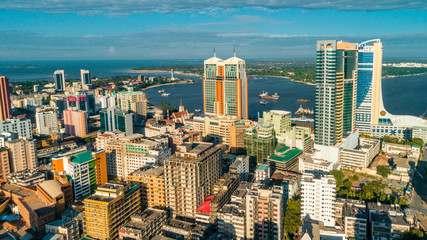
[376,166,392,178]
[284,199,302,239]
[399,197,408,207]
[84,137,95,144]
[329,170,345,188]
[401,228,424,240]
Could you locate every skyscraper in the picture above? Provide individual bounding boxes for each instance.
[203,52,248,119]
[0,76,11,121]
[63,109,88,137]
[80,69,91,87]
[116,91,147,122]
[355,39,382,133]
[99,107,133,135]
[315,40,357,146]
[54,70,66,91]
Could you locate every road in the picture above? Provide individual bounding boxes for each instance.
[409,147,427,214]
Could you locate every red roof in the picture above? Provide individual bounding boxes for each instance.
[99,133,112,137]
[196,195,215,214]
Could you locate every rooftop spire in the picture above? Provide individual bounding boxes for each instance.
[233,47,236,57]
[213,48,216,58]
[180,98,183,106]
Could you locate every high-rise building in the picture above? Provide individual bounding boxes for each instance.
[5,137,37,173]
[0,147,10,181]
[80,69,91,87]
[63,109,88,137]
[128,166,166,210]
[355,39,382,133]
[164,143,222,219]
[66,91,95,114]
[0,76,11,121]
[244,122,275,163]
[35,110,59,135]
[193,115,243,145]
[0,118,32,138]
[33,84,40,93]
[100,107,134,135]
[52,150,108,199]
[203,52,248,119]
[315,40,357,146]
[263,110,292,137]
[54,70,66,91]
[245,184,284,240]
[301,173,336,227]
[83,182,140,240]
[116,91,147,122]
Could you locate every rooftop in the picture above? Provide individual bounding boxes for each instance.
[131,166,164,177]
[37,180,63,199]
[121,209,167,232]
[70,151,94,164]
[269,148,302,162]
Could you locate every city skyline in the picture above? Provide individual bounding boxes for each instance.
[0,1,426,60]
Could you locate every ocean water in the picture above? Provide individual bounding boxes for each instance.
[0,60,425,118]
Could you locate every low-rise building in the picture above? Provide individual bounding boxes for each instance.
[162,219,208,240]
[45,216,82,240]
[8,169,46,187]
[368,202,410,240]
[229,155,250,181]
[269,170,301,202]
[340,138,380,170]
[299,152,338,176]
[343,201,368,240]
[254,163,271,184]
[118,208,168,240]
[267,146,302,172]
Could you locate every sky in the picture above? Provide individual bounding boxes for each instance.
[0,0,426,60]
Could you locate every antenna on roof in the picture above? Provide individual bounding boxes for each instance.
[213,48,216,58]
[233,47,236,57]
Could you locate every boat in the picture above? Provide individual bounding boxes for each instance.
[295,105,314,115]
[195,109,201,112]
[161,93,171,97]
[158,89,165,93]
[259,91,268,98]
[261,92,279,100]
[297,99,310,103]
[260,100,268,105]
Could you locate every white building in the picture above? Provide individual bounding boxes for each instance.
[229,155,250,181]
[0,118,32,139]
[254,163,270,183]
[54,70,66,91]
[245,184,284,240]
[301,174,336,227]
[80,69,91,87]
[36,110,59,135]
[340,138,380,170]
[413,126,427,144]
[95,130,126,150]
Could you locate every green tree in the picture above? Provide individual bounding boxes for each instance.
[376,166,392,178]
[284,199,302,239]
[399,197,408,207]
[329,170,345,189]
[84,137,95,144]
[400,228,424,240]
[410,138,424,147]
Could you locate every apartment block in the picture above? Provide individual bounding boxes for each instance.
[0,118,32,139]
[63,109,88,137]
[164,142,222,219]
[83,182,141,240]
[301,174,336,227]
[35,110,59,135]
[343,201,368,240]
[5,137,37,173]
[119,208,168,240]
[193,115,242,145]
[128,166,166,210]
[0,147,10,181]
[95,130,126,150]
[229,155,250,181]
[116,91,147,122]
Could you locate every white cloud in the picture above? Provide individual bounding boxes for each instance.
[0,0,425,15]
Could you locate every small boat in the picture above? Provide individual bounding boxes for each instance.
[195,109,201,112]
[260,100,268,105]
[261,92,279,100]
[259,91,268,98]
[162,93,171,96]
[297,99,310,103]
[158,89,165,93]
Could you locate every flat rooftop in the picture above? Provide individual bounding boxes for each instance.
[70,151,94,164]
[37,180,62,199]
[131,166,164,177]
[269,148,302,162]
[121,209,167,231]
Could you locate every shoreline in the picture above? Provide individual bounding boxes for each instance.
[141,80,192,90]
[131,69,202,77]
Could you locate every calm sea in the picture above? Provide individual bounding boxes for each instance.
[0,60,425,118]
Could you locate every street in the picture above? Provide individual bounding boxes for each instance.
[409,147,427,214]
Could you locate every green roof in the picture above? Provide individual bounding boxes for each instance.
[268,148,302,162]
[276,145,290,153]
[70,151,95,164]
[412,145,421,148]
[65,175,73,182]
[257,165,268,170]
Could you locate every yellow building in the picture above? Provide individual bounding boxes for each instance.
[83,182,140,240]
[127,166,165,210]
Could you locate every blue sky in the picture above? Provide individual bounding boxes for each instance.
[0,0,426,60]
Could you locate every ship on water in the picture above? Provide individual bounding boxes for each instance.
[297,99,310,103]
[259,100,268,105]
[295,105,314,115]
[161,92,171,96]
[158,89,165,93]
[259,91,279,100]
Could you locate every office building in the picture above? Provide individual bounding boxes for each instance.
[128,166,166,210]
[164,142,222,219]
[0,147,10,181]
[100,107,134,135]
[83,182,140,240]
[315,40,358,146]
[245,184,284,240]
[117,91,148,122]
[118,208,168,240]
[263,110,291,138]
[66,91,95,114]
[193,115,242,145]
[95,130,126,150]
[244,122,275,163]
[63,109,88,137]
[104,134,171,179]
[52,150,108,199]
[80,69,90,87]
[54,70,66,91]
[301,174,336,227]
[0,76,11,121]
[267,146,302,172]
[0,118,32,138]
[282,126,313,152]
[340,137,380,170]
[229,155,250,181]
[33,84,40,93]
[203,52,248,119]
[35,110,59,135]
[5,137,37,173]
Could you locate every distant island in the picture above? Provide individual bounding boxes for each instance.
[132,61,427,85]
[10,65,40,68]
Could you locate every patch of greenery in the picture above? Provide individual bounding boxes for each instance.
[376,165,393,178]
[284,198,302,240]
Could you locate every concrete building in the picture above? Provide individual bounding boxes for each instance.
[315,40,358,146]
[413,126,427,144]
[269,170,301,202]
[128,166,166,210]
[164,142,222,219]
[118,208,168,240]
[104,134,171,179]
[144,119,176,137]
[99,107,134,135]
[299,152,337,176]
[282,126,313,152]
[245,184,284,240]
[0,147,10,181]
[367,203,410,240]
[80,69,90,87]
[54,70,66,91]
[45,216,82,240]
[263,110,291,138]
[340,137,380,170]
[301,174,336,227]
[343,201,368,240]
[52,150,108,199]
[162,219,208,239]
[66,91,95,114]
[36,110,59,135]
[8,169,45,187]
[254,163,271,183]
[244,122,275,163]
[193,115,242,145]
[63,109,87,137]
[5,137,37,173]
[95,130,126,150]
[0,118,32,139]
[229,155,250,181]
[267,146,302,172]
[0,76,12,121]
[116,91,147,123]
[36,180,66,218]
[83,182,141,240]
[203,52,248,119]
